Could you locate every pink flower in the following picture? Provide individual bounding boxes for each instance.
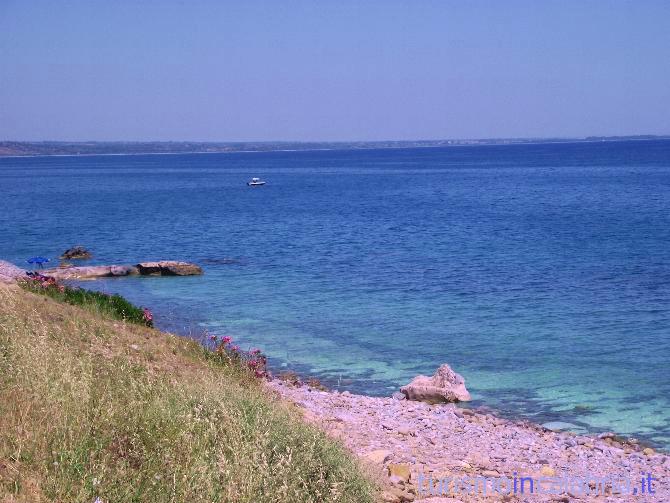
[250,348,261,355]
[230,345,239,352]
[209,334,217,341]
[221,336,232,345]
[254,370,266,378]
[247,360,258,369]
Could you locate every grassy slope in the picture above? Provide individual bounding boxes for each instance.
[0,285,375,503]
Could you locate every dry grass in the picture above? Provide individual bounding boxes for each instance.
[0,285,375,503]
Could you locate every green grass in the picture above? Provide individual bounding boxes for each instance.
[18,276,148,326]
[0,286,376,502]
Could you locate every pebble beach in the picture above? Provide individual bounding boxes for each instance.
[268,379,669,502]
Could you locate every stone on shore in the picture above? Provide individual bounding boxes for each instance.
[400,364,471,404]
[388,464,411,482]
[364,449,393,465]
[60,245,92,260]
[540,465,556,476]
[0,260,27,284]
[136,261,203,276]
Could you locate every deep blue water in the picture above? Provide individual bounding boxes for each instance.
[2,140,670,445]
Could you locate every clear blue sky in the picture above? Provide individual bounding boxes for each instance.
[1,1,669,141]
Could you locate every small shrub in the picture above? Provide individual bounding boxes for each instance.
[205,335,270,380]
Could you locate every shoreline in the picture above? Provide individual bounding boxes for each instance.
[267,364,664,450]
[1,137,668,160]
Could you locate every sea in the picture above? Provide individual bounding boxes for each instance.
[2,140,669,446]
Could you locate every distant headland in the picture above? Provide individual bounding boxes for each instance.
[1,135,668,157]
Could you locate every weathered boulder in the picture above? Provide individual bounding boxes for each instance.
[136,261,203,276]
[60,246,92,260]
[0,260,27,284]
[400,364,471,404]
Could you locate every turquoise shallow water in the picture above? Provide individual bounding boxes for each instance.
[2,140,670,445]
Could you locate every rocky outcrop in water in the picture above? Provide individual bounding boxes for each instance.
[400,364,471,404]
[60,246,93,260]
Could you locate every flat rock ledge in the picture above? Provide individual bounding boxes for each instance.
[267,379,669,502]
[135,261,203,276]
[41,261,203,280]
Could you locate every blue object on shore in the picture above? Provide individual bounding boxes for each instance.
[27,256,50,269]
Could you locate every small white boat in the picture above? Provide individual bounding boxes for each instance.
[247,177,266,187]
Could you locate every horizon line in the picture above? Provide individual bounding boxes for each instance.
[2,134,670,144]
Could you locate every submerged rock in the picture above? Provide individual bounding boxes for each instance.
[60,245,92,260]
[201,257,244,265]
[400,364,471,404]
[136,261,203,276]
[541,421,583,433]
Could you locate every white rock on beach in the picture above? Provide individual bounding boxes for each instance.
[400,363,471,403]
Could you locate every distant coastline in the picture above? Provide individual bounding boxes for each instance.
[1,135,668,158]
